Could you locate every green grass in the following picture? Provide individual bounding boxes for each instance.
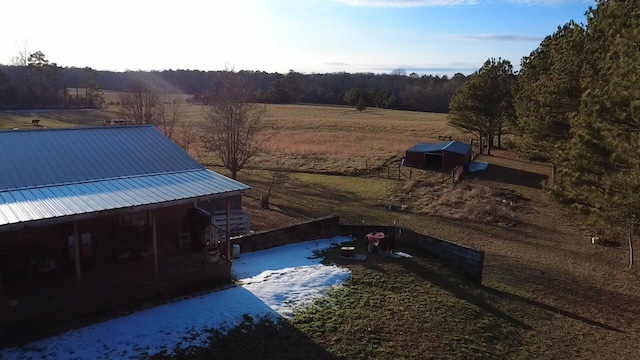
[0,109,115,130]
[151,244,526,360]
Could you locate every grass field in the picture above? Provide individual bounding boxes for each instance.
[1,104,639,358]
[0,104,466,174]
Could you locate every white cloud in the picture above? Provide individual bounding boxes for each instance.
[453,33,544,42]
[337,0,478,7]
[338,0,586,6]
[509,0,589,5]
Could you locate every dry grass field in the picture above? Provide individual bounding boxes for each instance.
[1,104,639,358]
[257,105,466,173]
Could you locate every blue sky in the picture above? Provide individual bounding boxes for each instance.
[0,0,592,75]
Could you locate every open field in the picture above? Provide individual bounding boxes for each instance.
[0,104,467,174]
[1,105,639,358]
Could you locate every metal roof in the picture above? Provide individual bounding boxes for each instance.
[0,170,249,228]
[0,126,250,229]
[0,125,203,191]
[407,141,472,155]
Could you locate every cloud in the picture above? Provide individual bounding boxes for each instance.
[337,0,477,7]
[338,0,586,6]
[452,33,544,42]
[509,0,590,5]
[323,62,353,66]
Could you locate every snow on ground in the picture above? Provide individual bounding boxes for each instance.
[468,161,489,172]
[390,251,413,258]
[0,236,353,360]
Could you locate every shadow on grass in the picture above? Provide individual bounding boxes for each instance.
[470,164,548,189]
[488,256,635,334]
[396,254,533,330]
[481,286,624,333]
[399,250,624,333]
[162,313,337,360]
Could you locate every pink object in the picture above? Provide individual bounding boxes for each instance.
[366,232,385,246]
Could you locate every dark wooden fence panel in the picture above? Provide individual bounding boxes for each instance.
[231,216,340,253]
[339,224,484,283]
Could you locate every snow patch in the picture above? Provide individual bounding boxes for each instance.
[0,236,353,359]
[468,161,489,172]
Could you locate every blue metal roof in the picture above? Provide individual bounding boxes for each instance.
[0,170,249,227]
[0,125,203,191]
[0,126,250,228]
[407,141,471,155]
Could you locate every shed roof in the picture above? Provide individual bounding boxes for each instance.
[407,141,471,155]
[0,126,249,229]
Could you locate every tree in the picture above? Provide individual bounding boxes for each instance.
[448,58,516,155]
[119,80,159,125]
[356,98,367,112]
[551,0,640,266]
[155,92,184,139]
[343,88,360,106]
[202,71,267,180]
[10,40,31,107]
[515,21,585,162]
[26,51,62,108]
[81,67,104,109]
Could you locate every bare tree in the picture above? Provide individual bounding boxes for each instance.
[202,71,267,180]
[119,80,159,125]
[81,67,104,109]
[11,40,30,102]
[175,119,197,154]
[156,92,184,139]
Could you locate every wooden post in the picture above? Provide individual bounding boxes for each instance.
[151,210,158,280]
[226,198,232,261]
[366,160,369,178]
[73,221,81,285]
[398,162,401,180]
[629,218,635,268]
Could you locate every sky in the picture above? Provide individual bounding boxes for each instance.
[1,0,593,76]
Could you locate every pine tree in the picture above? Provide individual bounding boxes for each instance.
[448,58,515,155]
[515,21,585,162]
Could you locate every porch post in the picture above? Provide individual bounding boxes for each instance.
[73,221,81,284]
[151,210,158,280]
[226,197,231,261]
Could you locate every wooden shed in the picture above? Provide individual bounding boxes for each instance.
[403,141,472,171]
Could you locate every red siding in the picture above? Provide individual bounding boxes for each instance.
[405,151,425,168]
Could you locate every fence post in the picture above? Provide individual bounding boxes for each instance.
[398,162,401,180]
[366,160,369,178]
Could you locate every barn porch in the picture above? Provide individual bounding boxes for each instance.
[0,198,240,337]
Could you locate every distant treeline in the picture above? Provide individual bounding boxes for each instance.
[0,62,468,112]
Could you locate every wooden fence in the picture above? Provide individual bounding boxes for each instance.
[340,223,485,283]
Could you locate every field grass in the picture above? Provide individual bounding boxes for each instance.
[0,103,467,174]
[226,148,640,359]
[1,104,639,358]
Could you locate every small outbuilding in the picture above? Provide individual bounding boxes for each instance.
[403,141,472,171]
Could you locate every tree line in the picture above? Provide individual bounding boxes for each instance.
[448,0,639,260]
[0,61,468,113]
